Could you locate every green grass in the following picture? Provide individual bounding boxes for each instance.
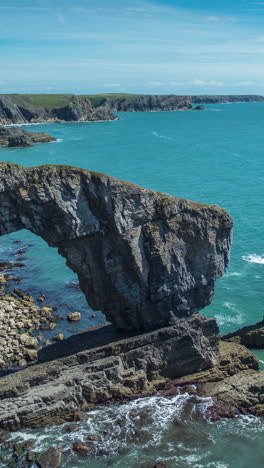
[0,93,144,109]
[0,94,74,109]
[81,93,142,107]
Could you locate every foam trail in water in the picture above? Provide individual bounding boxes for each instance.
[152,131,174,141]
[242,254,264,264]
[49,139,63,143]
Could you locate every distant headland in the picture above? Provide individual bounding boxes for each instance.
[1,93,263,126]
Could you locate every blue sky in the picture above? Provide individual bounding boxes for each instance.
[1,0,264,94]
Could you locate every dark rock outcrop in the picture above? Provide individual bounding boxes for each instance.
[0,125,56,147]
[0,315,219,430]
[223,319,264,348]
[0,162,233,331]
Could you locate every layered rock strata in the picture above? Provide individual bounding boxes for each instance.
[0,162,233,331]
[99,95,193,112]
[0,125,55,147]
[164,340,264,418]
[0,315,219,430]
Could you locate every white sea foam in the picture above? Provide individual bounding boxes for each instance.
[242,254,264,264]
[5,122,43,127]
[152,131,174,141]
[224,272,241,277]
[215,302,245,327]
[49,138,63,143]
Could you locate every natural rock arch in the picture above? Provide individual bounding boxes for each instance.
[0,162,233,331]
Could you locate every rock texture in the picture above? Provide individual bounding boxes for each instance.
[99,95,193,112]
[0,125,55,147]
[164,340,264,418]
[0,315,219,430]
[223,319,264,348]
[0,162,233,331]
[0,96,117,125]
[192,95,264,104]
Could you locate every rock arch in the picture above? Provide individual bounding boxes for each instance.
[0,162,233,331]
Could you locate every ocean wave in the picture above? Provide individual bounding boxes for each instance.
[224,272,241,277]
[215,302,245,327]
[5,122,43,127]
[49,138,63,143]
[242,254,264,264]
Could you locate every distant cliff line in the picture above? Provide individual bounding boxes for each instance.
[0,93,263,125]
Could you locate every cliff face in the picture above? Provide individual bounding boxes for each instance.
[0,96,117,125]
[0,162,233,332]
[99,94,193,112]
[192,95,264,104]
[0,126,56,147]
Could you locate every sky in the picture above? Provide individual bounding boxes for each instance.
[1,0,264,95]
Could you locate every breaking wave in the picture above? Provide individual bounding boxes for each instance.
[242,254,264,264]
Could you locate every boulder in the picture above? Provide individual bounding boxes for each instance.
[72,440,92,456]
[36,447,62,468]
[67,312,81,322]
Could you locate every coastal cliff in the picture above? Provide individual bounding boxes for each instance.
[98,94,193,112]
[0,162,233,332]
[0,162,263,432]
[0,95,117,125]
[1,94,263,125]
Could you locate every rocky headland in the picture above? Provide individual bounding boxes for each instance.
[192,95,264,104]
[0,125,56,147]
[0,95,118,125]
[1,94,263,125]
[0,161,263,440]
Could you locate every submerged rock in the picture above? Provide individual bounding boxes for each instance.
[72,440,92,456]
[0,162,233,332]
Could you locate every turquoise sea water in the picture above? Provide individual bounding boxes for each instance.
[0,103,264,467]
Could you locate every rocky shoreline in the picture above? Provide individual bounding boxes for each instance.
[0,125,56,147]
[0,162,263,467]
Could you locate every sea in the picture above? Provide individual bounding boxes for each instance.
[0,102,264,467]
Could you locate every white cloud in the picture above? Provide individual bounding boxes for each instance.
[234,81,257,86]
[193,80,224,87]
[207,15,239,24]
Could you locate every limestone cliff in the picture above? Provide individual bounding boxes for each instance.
[99,94,193,112]
[0,96,117,125]
[0,162,233,332]
[192,95,264,104]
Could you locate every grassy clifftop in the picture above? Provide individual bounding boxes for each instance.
[0,93,142,109]
[2,93,264,110]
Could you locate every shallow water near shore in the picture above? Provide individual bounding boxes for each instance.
[0,102,264,466]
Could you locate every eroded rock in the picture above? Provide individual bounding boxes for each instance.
[0,162,233,332]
